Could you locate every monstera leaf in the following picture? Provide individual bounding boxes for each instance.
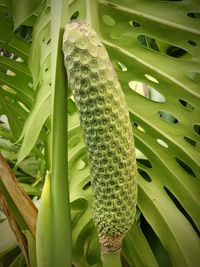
[0,5,33,139]
[68,1,200,266]
[0,0,200,266]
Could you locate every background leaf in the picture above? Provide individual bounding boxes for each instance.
[67,0,200,266]
[6,0,45,29]
[16,4,51,164]
[0,0,34,139]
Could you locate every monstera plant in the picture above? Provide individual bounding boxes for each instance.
[0,0,199,266]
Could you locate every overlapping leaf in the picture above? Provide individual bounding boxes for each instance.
[17,5,51,164]
[0,2,33,139]
[0,216,17,257]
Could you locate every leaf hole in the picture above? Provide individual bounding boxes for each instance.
[184,136,197,147]
[137,168,152,182]
[175,157,196,177]
[187,40,198,47]
[179,99,195,111]
[140,214,173,266]
[15,57,24,62]
[129,81,165,102]
[0,48,23,62]
[137,35,159,51]
[133,122,145,132]
[158,111,178,124]
[144,74,159,83]
[129,20,142,28]
[0,66,16,76]
[46,39,51,45]
[82,180,91,190]
[193,124,200,136]
[137,35,191,59]
[187,12,200,18]
[157,138,168,148]
[0,115,8,124]
[70,11,80,21]
[18,101,29,112]
[137,158,152,168]
[163,186,199,236]
[45,67,49,72]
[102,15,116,26]
[18,101,30,112]
[166,45,190,58]
[15,25,33,43]
[68,136,81,148]
[113,61,127,71]
[1,84,16,94]
[7,69,16,76]
[136,149,152,169]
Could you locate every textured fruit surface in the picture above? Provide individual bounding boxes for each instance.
[63,20,137,252]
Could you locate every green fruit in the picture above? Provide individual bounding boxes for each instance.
[63,20,137,252]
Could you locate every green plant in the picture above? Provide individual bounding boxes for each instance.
[63,20,137,267]
[0,0,200,267]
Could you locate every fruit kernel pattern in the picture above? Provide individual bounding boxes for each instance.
[63,20,137,252]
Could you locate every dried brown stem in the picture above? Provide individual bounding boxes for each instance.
[0,154,38,237]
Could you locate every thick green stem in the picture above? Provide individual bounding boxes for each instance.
[50,0,72,266]
[101,251,122,267]
[37,2,71,266]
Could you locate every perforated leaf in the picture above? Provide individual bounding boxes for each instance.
[17,5,51,164]
[0,2,33,139]
[68,0,200,266]
[6,0,44,29]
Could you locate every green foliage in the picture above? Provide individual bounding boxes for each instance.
[0,0,200,266]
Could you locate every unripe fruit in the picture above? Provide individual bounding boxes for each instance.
[63,20,137,252]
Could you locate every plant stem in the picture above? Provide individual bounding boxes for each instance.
[0,154,38,236]
[101,250,122,267]
[50,0,72,266]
